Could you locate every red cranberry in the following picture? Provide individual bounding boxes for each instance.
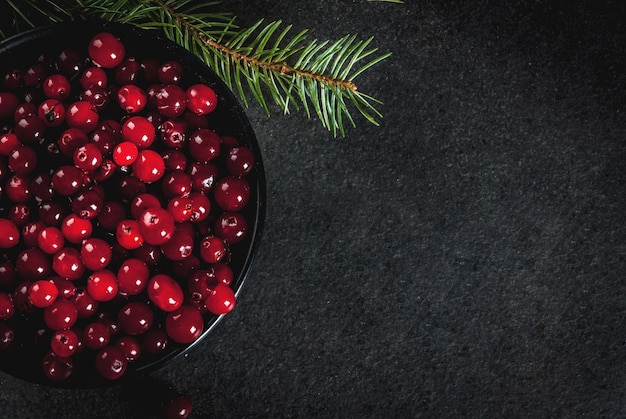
[56,48,84,76]
[118,302,154,335]
[0,218,20,248]
[50,329,80,357]
[83,322,110,350]
[39,199,68,226]
[188,192,211,223]
[66,101,99,133]
[122,115,155,149]
[161,170,192,198]
[115,57,141,84]
[189,129,221,163]
[43,74,71,100]
[132,149,165,183]
[215,212,248,244]
[52,165,84,196]
[58,127,89,158]
[117,258,149,295]
[81,238,112,271]
[31,172,55,201]
[140,329,168,355]
[199,235,227,264]
[80,66,108,89]
[214,176,251,212]
[227,146,255,177]
[44,299,78,330]
[52,247,85,280]
[61,213,93,243]
[0,262,18,288]
[116,219,145,250]
[147,274,184,312]
[73,143,103,172]
[88,32,126,68]
[5,174,33,203]
[156,84,187,118]
[160,222,194,261]
[17,247,52,280]
[138,207,175,245]
[187,161,218,193]
[87,269,118,302]
[14,116,46,145]
[112,141,139,166]
[28,280,59,308]
[158,61,184,84]
[186,83,217,115]
[159,119,188,149]
[42,351,73,381]
[0,92,20,119]
[38,98,66,127]
[71,189,104,219]
[165,305,203,344]
[9,203,32,227]
[97,201,126,230]
[162,149,188,171]
[204,284,236,315]
[130,193,161,220]
[116,336,141,362]
[0,133,20,155]
[38,226,65,254]
[0,293,15,320]
[71,287,99,319]
[118,84,147,113]
[167,196,193,222]
[80,86,109,111]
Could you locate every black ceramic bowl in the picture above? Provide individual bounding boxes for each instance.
[0,21,265,387]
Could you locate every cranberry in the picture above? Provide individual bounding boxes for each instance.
[0,92,20,119]
[43,74,71,100]
[80,66,108,89]
[52,247,85,280]
[14,116,46,145]
[187,161,218,193]
[147,274,184,312]
[140,329,168,355]
[117,258,149,295]
[80,86,109,111]
[42,351,73,381]
[134,243,161,265]
[58,127,89,158]
[112,141,139,166]
[204,284,236,315]
[52,165,84,196]
[9,203,32,227]
[87,269,118,302]
[61,213,93,243]
[38,226,65,254]
[186,84,217,115]
[66,101,99,132]
[97,201,126,230]
[0,133,20,155]
[158,61,184,84]
[130,193,161,220]
[39,199,68,226]
[71,287,99,319]
[160,222,194,261]
[122,115,155,149]
[0,218,20,248]
[28,280,59,308]
[81,237,112,270]
[50,329,80,357]
[115,57,141,85]
[214,176,251,212]
[188,192,211,223]
[38,98,66,127]
[165,305,203,344]
[56,48,84,76]
[0,293,15,320]
[50,276,77,299]
[199,235,227,264]
[116,336,141,362]
[159,119,188,149]
[215,212,248,244]
[116,175,147,202]
[167,196,193,222]
[5,174,33,203]
[189,129,220,163]
[116,219,144,250]
[117,84,147,113]
[156,85,187,118]
[17,248,52,281]
[90,130,118,156]
[31,172,55,201]
[83,322,111,350]
[162,149,188,171]
[71,189,104,219]
[88,32,126,68]
[44,299,78,330]
[73,143,103,172]
[161,170,192,198]
[138,207,175,245]
[93,158,117,182]
[227,146,255,177]
[118,302,154,335]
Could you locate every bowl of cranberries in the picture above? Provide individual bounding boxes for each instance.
[0,21,265,387]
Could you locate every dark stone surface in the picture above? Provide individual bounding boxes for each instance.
[2,0,626,417]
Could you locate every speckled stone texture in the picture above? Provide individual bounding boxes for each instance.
[1,1,626,417]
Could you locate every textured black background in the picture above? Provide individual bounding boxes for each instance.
[2,0,626,417]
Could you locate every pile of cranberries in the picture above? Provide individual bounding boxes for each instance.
[0,30,258,384]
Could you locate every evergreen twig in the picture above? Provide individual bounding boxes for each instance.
[2,0,392,136]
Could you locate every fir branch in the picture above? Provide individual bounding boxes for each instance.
[1,0,392,136]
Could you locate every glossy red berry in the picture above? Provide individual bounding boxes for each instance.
[186,83,217,115]
[61,213,93,243]
[95,345,128,380]
[167,196,193,222]
[80,66,108,89]
[156,85,187,118]
[0,218,20,248]
[215,212,248,244]
[116,219,144,250]
[0,293,15,320]
[73,143,103,172]
[88,32,126,68]
[52,247,85,281]
[227,146,255,177]
[71,287,99,319]
[204,284,236,315]
[44,299,78,330]
[117,258,149,295]
[147,274,184,312]
[214,176,251,212]
[43,74,71,100]
[66,101,99,133]
[137,207,175,245]
[83,322,111,350]
[52,165,84,196]
[81,238,113,271]
[115,336,141,362]
[122,115,155,149]
[50,329,80,358]
[130,193,161,220]
[132,149,164,183]
[118,302,154,335]
[38,98,66,127]
[112,141,139,166]
[87,269,118,302]
[0,133,20,155]
[0,92,20,119]
[42,351,73,381]
[38,226,65,254]
[16,248,52,281]
[189,129,220,163]
[71,189,104,220]
[158,61,184,84]
[165,305,203,344]
[117,84,147,113]
[199,235,227,264]
[28,280,59,308]
[160,222,194,261]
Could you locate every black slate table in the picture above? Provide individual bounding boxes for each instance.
[1,1,626,417]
